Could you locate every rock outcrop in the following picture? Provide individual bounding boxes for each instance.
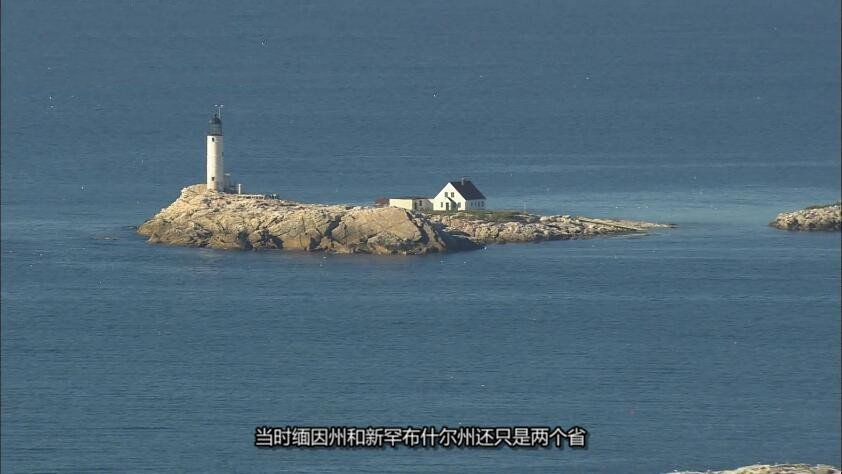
[138,185,474,255]
[430,212,672,244]
[137,185,669,255]
[770,203,841,231]
[670,463,840,474]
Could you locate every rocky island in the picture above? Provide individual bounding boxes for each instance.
[770,203,841,231]
[137,185,672,255]
[672,463,840,474]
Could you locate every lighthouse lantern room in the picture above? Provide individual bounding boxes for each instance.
[206,107,224,192]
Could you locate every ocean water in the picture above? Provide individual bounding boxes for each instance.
[1,1,840,472]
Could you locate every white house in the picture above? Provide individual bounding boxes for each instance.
[431,178,486,211]
[388,197,433,212]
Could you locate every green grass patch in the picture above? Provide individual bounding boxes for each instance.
[427,209,531,222]
[805,201,841,210]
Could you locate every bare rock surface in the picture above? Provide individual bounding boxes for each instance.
[669,464,840,474]
[137,185,670,254]
[428,211,673,244]
[137,185,467,254]
[770,203,841,231]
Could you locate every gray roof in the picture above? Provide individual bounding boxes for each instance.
[449,180,485,200]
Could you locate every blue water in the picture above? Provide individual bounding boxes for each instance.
[2,1,840,472]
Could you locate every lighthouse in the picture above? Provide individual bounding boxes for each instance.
[206,109,224,192]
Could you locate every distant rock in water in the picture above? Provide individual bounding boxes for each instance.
[669,463,840,474]
[137,185,670,255]
[770,203,841,231]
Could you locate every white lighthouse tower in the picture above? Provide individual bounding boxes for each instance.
[206,108,224,192]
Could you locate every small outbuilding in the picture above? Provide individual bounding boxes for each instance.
[388,197,433,212]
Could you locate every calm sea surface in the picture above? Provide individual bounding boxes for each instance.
[2,1,840,472]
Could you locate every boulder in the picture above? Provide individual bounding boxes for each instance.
[770,204,841,231]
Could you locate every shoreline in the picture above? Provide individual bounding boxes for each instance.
[770,203,841,231]
[669,463,840,474]
[137,185,673,255]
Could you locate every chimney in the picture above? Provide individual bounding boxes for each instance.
[460,176,466,185]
